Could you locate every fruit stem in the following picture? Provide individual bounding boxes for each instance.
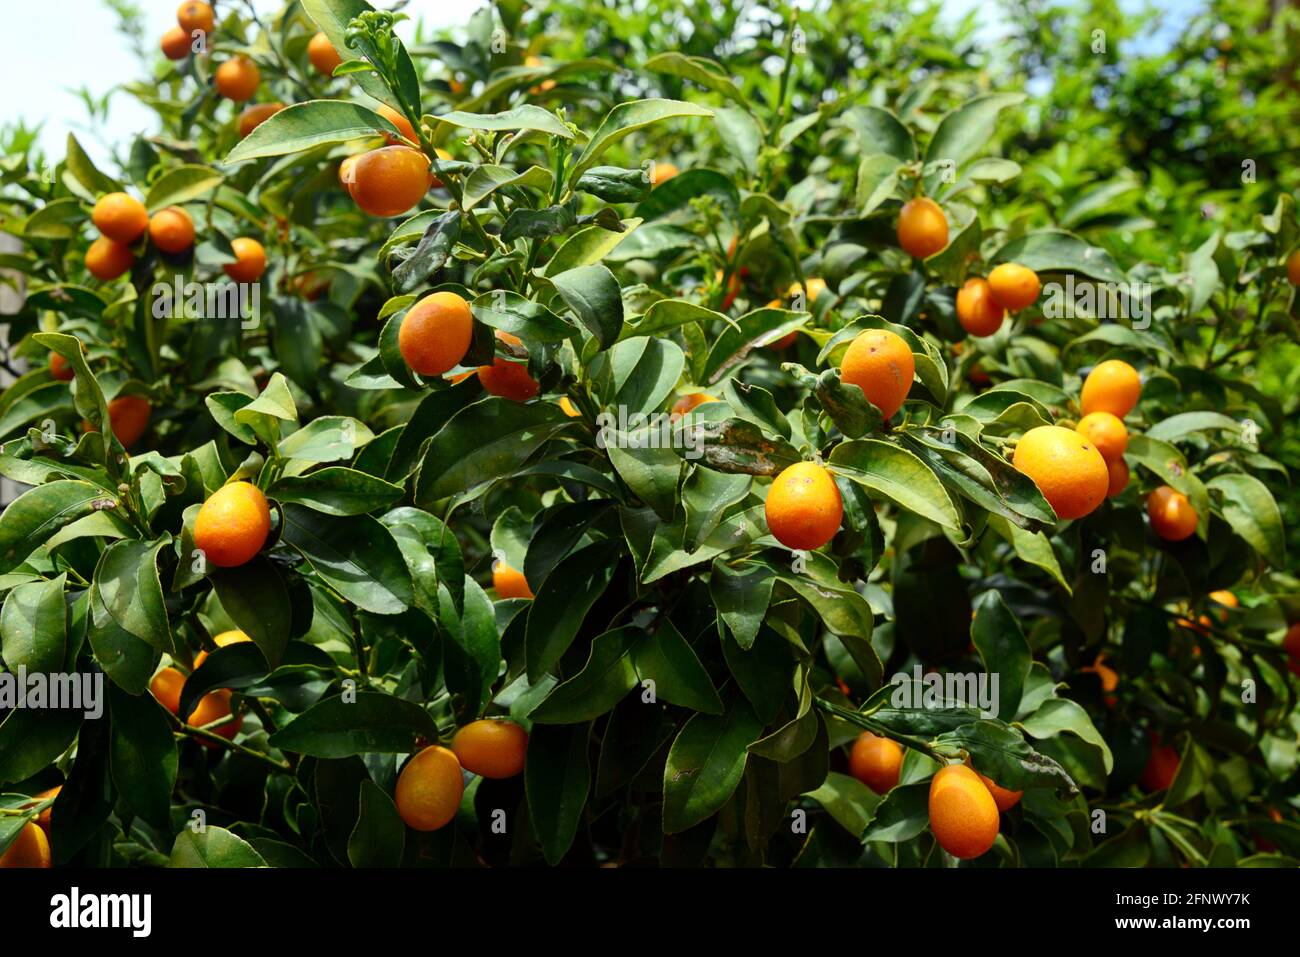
[813,698,949,762]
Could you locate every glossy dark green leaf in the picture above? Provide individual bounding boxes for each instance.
[662,695,762,834]
[280,504,413,615]
[970,590,1032,722]
[169,827,268,868]
[525,722,590,865]
[632,620,722,714]
[107,682,177,829]
[525,541,621,680]
[347,780,405,867]
[0,480,114,574]
[271,467,404,516]
[530,626,639,724]
[268,691,439,758]
[209,557,292,667]
[1,574,66,673]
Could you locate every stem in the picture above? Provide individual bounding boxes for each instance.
[814,699,951,762]
[166,712,291,772]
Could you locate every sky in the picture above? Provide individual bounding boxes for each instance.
[2,0,1204,168]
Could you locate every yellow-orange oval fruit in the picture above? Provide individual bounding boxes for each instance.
[956,277,1005,337]
[896,197,948,259]
[237,101,283,138]
[1080,359,1141,418]
[651,161,679,185]
[492,562,532,599]
[451,719,528,779]
[193,481,272,568]
[670,393,715,419]
[92,192,149,244]
[1105,457,1129,498]
[150,666,186,715]
[1075,411,1128,463]
[161,26,193,60]
[839,329,915,419]
[215,56,260,102]
[85,237,134,281]
[87,394,151,448]
[1287,250,1300,285]
[974,769,1023,811]
[307,31,342,75]
[477,332,539,402]
[31,786,60,833]
[177,0,214,34]
[764,461,843,551]
[50,353,74,381]
[395,745,464,831]
[223,237,266,282]
[148,206,195,254]
[1012,425,1109,520]
[398,291,473,376]
[0,822,51,869]
[928,763,1000,860]
[1147,485,1197,541]
[986,263,1041,311]
[377,104,418,145]
[189,689,243,746]
[558,397,580,417]
[848,732,902,794]
[348,146,431,218]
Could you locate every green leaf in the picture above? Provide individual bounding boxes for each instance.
[1019,699,1114,774]
[662,695,762,834]
[838,105,916,162]
[0,480,115,574]
[1,574,67,673]
[1208,473,1285,560]
[66,132,121,195]
[392,210,462,293]
[807,771,880,837]
[1146,411,1243,443]
[144,165,223,211]
[347,781,405,867]
[87,580,158,694]
[461,164,553,211]
[267,692,439,757]
[525,541,621,680]
[271,467,403,515]
[992,229,1127,284]
[550,264,625,349]
[923,92,1025,194]
[545,216,642,276]
[574,166,651,204]
[224,100,401,163]
[570,98,713,180]
[529,626,639,723]
[209,557,292,667]
[829,439,961,531]
[280,505,413,615]
[169,827,267,868]
[95,539,174,654]
[970,590,1031,721]
[433,105,574,139]
[525,722,591,865]
[633,619,723,714]
[108,682,177,829]
[279,416,373,463]
[643,52,749,107]
[710,560,774,650]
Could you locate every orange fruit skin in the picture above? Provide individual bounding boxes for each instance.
[928,764,1000,860]
[85,236,134,281]
[787,278,827,304]
[0,822,51,869]
[1147,485,1198,541]
[338,154,359,188]
[50,353,74,381]
[308,31,342,75]
[193,481,272,568]
[1013,425,1109,521]
[148,206,195,254]
[92,192,149,244]
[956,278,1005,337]
[1287,250,1300,286]
[1013,423,1107,520]
[1105,457,1129,498]
[558,397,581,417]
[31,786,61,832]
[492,562,533,599]
[223,237,267,282]
[840,329,915,420]
[189,688,242,746]
[1282,623,1300,658]
[194,628,252,670]
[161,25,193,60]
[975,770,1023,811]
[215,56,260,102]
[764,461,843,551]
[986,262,1041,311]
[237,102,284,138]
[670,393,714,418]
[896,197,948,259]
[451,719,529,779]
[398,291,473,376]
[1075,411,1128,463]
[477,332,539,402]
[651,161,679,185]
[87,395,151,447]
[150,666,186,715]
[177,1,214,34]
[1140,738,1180,791]
[349,146,431,217]
[847,732,902,794]
[377,105,418,145]
[395,745,464,831]
[1080,359,1141,418]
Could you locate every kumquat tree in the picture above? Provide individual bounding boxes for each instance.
[1,0,1300,880]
